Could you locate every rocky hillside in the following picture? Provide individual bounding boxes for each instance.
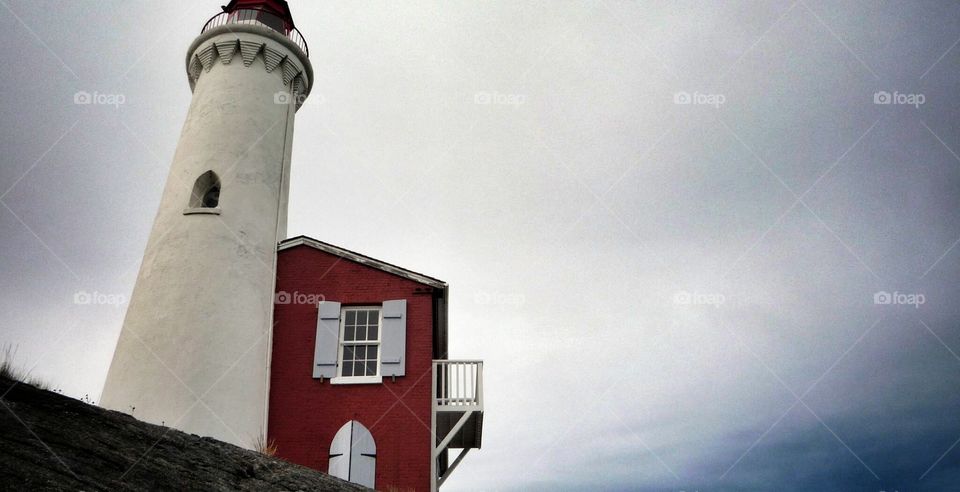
[0,376,368,491]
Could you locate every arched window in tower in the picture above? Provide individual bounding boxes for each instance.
[190,171,221,208]
[329,420,376,488]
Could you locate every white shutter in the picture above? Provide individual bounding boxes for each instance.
[350,421,377,488]
[380,299,407,377]
[314,301,341,379]
[328,422,351,481]
[329,421,376,489]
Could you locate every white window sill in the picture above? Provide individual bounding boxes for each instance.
[183,207,221,215]
[330,375,382,385]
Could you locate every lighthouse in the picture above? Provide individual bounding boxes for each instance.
[101,0,312,449]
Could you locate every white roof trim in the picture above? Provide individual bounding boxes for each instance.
[277,236,447,289]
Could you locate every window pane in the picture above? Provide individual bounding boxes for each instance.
[256,11,286,33]
[338,309,382,378]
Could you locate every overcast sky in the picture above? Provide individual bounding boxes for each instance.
[2,1,960,490]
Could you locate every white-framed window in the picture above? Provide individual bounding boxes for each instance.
[314,300,406,382]
[332,306,382,384]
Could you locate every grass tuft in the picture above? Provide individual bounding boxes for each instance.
[253,433,279,457]
[0,344,50,390]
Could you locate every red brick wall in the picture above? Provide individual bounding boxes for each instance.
[269,245,435,491]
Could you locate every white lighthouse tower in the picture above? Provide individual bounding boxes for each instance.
[101,0,312,449]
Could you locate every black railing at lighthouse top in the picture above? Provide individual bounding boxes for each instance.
[201,8,309,57]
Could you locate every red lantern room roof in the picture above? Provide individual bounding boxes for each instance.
[222,0,297,28]
[203,0,308,56]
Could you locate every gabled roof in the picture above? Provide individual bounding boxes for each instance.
[277,236,447,290]
[278,235,450,360]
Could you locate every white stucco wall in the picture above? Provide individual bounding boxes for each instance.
[100,27,311,449]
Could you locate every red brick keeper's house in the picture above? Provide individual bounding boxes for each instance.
[268,236,484,491]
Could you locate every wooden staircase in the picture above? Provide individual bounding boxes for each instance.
[431,360,484,491]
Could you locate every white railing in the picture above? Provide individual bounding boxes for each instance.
[433,360,483,408]
[201,8,309,56]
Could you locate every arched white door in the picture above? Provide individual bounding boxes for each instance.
[329,420,376,488]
